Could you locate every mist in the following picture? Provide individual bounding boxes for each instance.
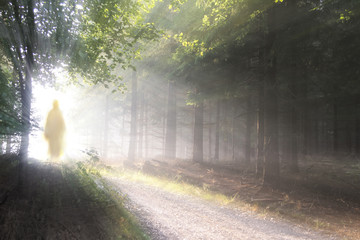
[1,0,359,185]
[1,0,360,239]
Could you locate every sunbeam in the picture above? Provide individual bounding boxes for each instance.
[29,71,82,161]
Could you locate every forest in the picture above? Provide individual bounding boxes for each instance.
[1,0,360,239]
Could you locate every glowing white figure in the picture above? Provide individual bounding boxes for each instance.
[44,100,66,161]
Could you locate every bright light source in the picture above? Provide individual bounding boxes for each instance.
[29,68,82,161]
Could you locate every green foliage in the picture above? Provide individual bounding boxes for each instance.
[69,0,161,87]
[0,66,22,135]
[173,33,211,58]
[1,0,161,88]
[0,0,163,148]
[197,0,241,28]
[62,163,149,239]
[76,148,101,176]
[169,0,189,12]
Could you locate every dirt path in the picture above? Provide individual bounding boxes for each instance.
[105,176,339,240]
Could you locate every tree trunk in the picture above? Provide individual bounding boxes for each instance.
[320,119,326,153]
[289,61,299,171]
[138,83,144,159]
[162,114,165,158]
[255,13,265,177]
[313,118,319,155]
[346,121,352,153]
[245,96,252,165]
[333,102,339,154]
[301,79,309,155]
[263,5,280,184]
[164,80,177,159]
[215,99,220,161]
[0,138,3,154]
[286,0,299,172]
[103,95,109,159]
[283,79,299,173]
[6,136,11,154]
[121,107,126,151]
[193,92,204,163]
[232,103,236,162]
[145,93,149,158]
[256,59,265,177]
[356,118,360,156]
[128,71,137,162]
[208,105,212,161]
[18,0,35,161]
[263,75,279,183]
[19,65,32,160]
[290,102,299,172]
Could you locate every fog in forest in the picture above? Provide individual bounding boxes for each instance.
[29,69,215,163]
[2,0,360,239]
[1,0,359,174]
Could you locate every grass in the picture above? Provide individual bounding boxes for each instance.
[0,154,150,240]
[64,159,150,240]
[0,154,19,180]
[0,154,19,201]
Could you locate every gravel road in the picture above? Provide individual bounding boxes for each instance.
[105,176,338,240]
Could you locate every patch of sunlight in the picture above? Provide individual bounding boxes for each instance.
[101,167,239,206]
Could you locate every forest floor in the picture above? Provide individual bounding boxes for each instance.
[0,155,148,240]
[104,173,337,240]
[1,154,359,239]
[106,156,360,240]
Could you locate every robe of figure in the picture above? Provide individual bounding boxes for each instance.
[44,100,66,160]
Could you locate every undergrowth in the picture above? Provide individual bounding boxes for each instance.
[63,154,149,240]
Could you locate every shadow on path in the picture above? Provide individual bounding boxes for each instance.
[0,158,145,240]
